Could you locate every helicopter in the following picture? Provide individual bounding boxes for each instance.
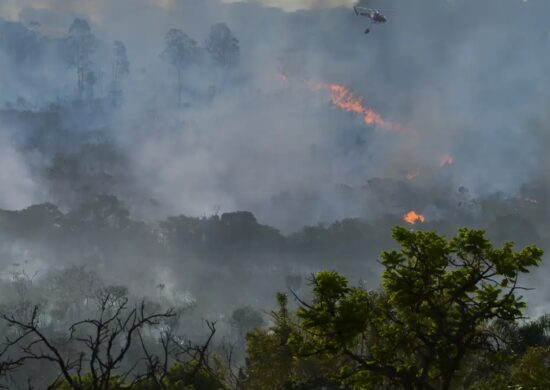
[354,6,388,34]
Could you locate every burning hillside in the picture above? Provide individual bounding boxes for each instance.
[312,82,404,133]
[276,71,404,133]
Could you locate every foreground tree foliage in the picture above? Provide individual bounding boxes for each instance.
[0,226,547,389]
[287,227,543,390]
[242,293,342,390]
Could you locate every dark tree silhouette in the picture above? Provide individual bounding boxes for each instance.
[1,295,174,389]
[205,23,240,68]
[64,18,97,99]
[161,29,197,107]
[110,40,130,106]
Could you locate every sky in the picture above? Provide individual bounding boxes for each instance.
[222,0,357,11]
[0,0,364,19]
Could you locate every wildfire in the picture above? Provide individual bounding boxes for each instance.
[403,210,425,225]
[275,71,406,132]
[439,154,454,167]
[276,72,289,84]
[313,82,404,132]
[406,172,420,181]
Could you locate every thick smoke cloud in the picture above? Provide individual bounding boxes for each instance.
[103,0,550,231]
[223,0,357,11]
[0,0,550,314]
[0,132,41,209]
[0,0,548,225]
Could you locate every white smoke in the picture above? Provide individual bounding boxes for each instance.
[0,133,41,209]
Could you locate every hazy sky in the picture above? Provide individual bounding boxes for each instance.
[222,0,356,11]
[0,0,360,20]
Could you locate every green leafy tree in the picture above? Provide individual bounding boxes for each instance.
[511,314,550,353]
[508,346,550,389]
[242,293,342,390]
[242,294,294,389]
[468,315,550,389]
[294,227,543,390]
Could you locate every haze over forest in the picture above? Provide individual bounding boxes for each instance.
[0,0,550,386]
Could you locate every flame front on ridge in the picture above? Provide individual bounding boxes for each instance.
[403,210,425,224]
[312,82,404,133]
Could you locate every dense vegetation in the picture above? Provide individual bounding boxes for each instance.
[0,225,548,389]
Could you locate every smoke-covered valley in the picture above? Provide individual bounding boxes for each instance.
[0,0,550,386]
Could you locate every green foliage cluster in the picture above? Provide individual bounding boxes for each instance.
[52,361,227,390]
[242,293,342,390]
[243,227,546,390]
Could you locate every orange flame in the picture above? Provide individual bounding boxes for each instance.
[439,154,454,167]
[275,72,405,132]
[403,210,425,224]
[313,82,404,132]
